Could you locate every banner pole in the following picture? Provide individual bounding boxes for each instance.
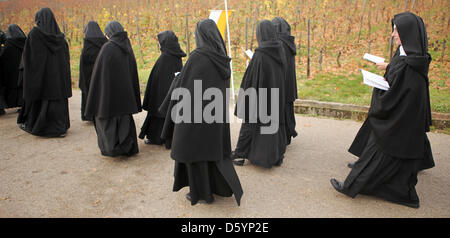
[224,0,235,106]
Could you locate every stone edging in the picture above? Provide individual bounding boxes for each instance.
[294,99,449,130]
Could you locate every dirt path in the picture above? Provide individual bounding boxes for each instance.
[0,90,449,217]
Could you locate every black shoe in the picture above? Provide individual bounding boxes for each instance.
[233,158,245,166]
[348,162,355,169]
[18,123,26,131]
[230,151,239,159]
[186,192,192,202]
[275,158,283,166]
[330,178,346,195]
[144,139,151,145]
[0,109,5,116]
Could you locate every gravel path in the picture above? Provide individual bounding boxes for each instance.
[0,90,449,217]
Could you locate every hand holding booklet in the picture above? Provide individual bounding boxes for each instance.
[361,69,390,91]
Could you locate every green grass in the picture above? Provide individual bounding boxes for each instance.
[298,72,373,106]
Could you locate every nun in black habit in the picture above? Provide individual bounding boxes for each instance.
[331,12,434,208]
[17,8,72,137]
[85,21,141,157]
[164,19,243,205]
[139,30,186,148]
[232,20,287,168]
[272,17,298,145]
[79,21,107,121]
[0,29,7,116]
[0,24,26,110]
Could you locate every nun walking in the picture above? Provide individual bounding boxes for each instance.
[79,21,107,121]
[0,29,7,116]
[85,21,141,157]
[139,30,186,148]
[232,20,287,168]
[331,12,434,208]
[0,24,26,110]
[18,8,72,137]
[165,19,243,205]
[272,17,298,145]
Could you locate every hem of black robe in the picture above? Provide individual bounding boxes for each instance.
[417,134,435,171]
[138,113,166,146]
[285,102,297,142]
[80,91,93,121]
[94,114,139,157]
[172,160,243,206]
[17,99,70,137]
[341,132,421,208]
[4,87,24,109]
[234,122,287,168]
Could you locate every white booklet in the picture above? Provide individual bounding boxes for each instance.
[361,69,390,91]
[244,49,254,59]
[363,53,385,64]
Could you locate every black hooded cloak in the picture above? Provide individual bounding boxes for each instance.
[164,19,243,206]
[335,12,434,208]
[79,21,107,121]
[233,20,287,168]
[272,17,298,144]
[0,29,6,113]
[0,24,26,109]
[17,8,71,137]
[349,12,434,163]
[139,30,185,146]
[85,21,141,157]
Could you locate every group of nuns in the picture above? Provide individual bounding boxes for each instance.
[0,7,435,208]
[0,8,72,137]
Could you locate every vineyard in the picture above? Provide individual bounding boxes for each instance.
[1,0,449,112]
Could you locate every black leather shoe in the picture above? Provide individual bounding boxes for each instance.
[18,123,26,131]
[348,162,355,168]
[330,178,346,195]
[233,158,245,166]
[0,109,5,116]
[186,192,192,201]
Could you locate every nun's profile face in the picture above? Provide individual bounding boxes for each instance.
[392,26,402,46]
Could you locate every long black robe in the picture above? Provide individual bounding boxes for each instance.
[139,31,185,147]
[164,19,243,205]
[17,8,71,137]
[234,20,287,168]
[0,24,26,109]
[272,17,298,145]
[85,21,141,157]
[0,29,7,114]
[79,21,107,121]
[341,12,434,208]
